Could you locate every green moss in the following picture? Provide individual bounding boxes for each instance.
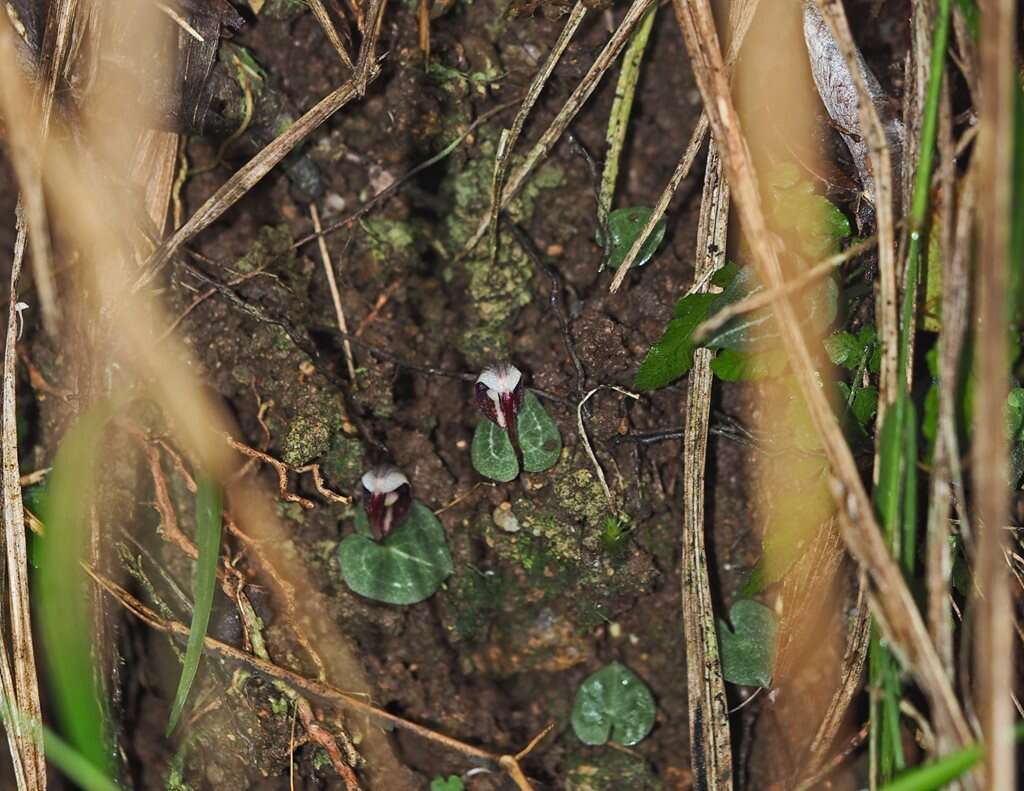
[233,225,293,274]
[442,130,565,365]
[361,218,417,263]
[565,750,661,791]
[443,568,504,643]
[323,431,366,490]
[281,413,333,467]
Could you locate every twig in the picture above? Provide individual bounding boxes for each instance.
[973,0,1017,778]
[137,67,380,291]
[693,234,879,343]
[307,0,355,70]
[680,138,733,789]
[0,205,45,790]
[311,203,357,382]
[461,0,658,256]
[293,99,522,249]
[606,0,760,293]
[673,0,973,752]
[598,6,657,230]
[225,435,351,509]
[90,568,540,790]
[576,386,638,509]
[481,3,586,267]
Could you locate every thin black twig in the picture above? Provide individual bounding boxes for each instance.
[292,98,523,249]
[507,221,586,396]
[179,256,314,356]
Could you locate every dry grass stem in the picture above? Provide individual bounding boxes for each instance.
[461,0,657,255]
[310,203,358,382]
[672,0,973,750]
[681,141,732,789]
[973,0,1017,781]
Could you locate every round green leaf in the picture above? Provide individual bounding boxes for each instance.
[598,206,666,271]
[717,599,778,688]
[516,392,561,472]
[571,662,656,746]
[338,501,453,605]
[471,419,519,482]
[430,777,465,791]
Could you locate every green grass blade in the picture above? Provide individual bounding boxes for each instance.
[597,5,657,231]
[165,474,223,735]
[880,723,1024,791]
[34,404,116,775]
[0,702,118,791]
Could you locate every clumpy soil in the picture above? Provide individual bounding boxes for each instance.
[2,0,907,788]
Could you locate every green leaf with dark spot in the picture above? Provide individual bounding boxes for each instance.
[571,662,656,746]
[633,293,717,390]
[517,391,561,472]
[471,419,519,482]
[718,599,778,688]
[598,206,666,271]
[338,501,453,605]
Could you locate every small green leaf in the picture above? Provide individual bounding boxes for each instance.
[517,391,561,472]
[633,293,717,390]
[167,475,224,735]
[571,662,656,746]
[770,180,851,258]
[718,599,778,688]
[710,347,788,381]
[825,326,879,371]
[430,776,465,791]
[838,382,879,434]
[598,206,666,271]
[471,419,519,482]
[338,501,453,605]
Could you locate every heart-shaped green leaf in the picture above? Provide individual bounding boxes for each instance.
[430,776,465,791]
[338,501,453,605]
[471,419,519,482]
[598,206,666,271]
[571,662,656,746]
[718,599,778,688]
[517,392,561,472]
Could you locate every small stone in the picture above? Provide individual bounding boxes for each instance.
[609,622,622,639]
[493,503,520,533]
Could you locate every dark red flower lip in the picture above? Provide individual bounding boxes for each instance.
[360,466,412,541]
[475,364,525,434]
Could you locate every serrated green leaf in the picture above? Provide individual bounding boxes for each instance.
[717,599,778,688]
[598,206,666,271]
[838,382,879,434]
[430,776,465,791]
[710,347,788,381]
[633,293,717,390]
[517,392,561,472]
[167,474,223,735]
[571,662,656,746]
[338,501,453,605]
[471,419,519,482]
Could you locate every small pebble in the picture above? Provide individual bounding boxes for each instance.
[493,502,520,533]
